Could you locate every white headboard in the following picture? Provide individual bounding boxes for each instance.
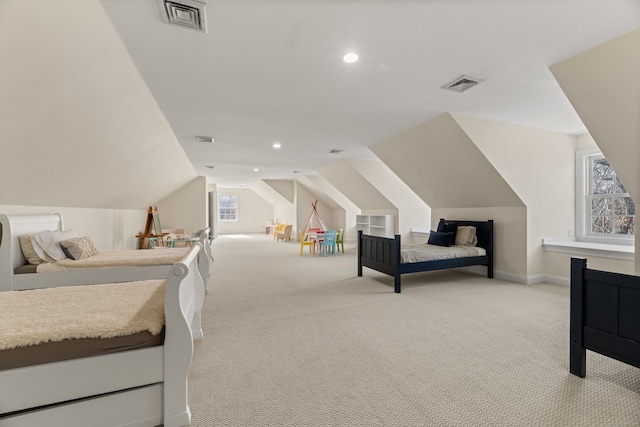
[0,213,64,273]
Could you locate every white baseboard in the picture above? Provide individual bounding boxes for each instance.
[493,270,569,287]
[493,270,527,284]
[362,259,570,287]
[539,275,570,287]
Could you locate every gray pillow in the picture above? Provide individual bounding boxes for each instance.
[19,234,45,265]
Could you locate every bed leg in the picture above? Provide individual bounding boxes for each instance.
[357,230,363,277]
[570,257,586,377]
[394,275,401,293]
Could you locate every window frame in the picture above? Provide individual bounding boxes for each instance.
[218,194,238,222]
[575,148,634,245]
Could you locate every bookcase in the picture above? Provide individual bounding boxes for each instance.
[355,214,394,238]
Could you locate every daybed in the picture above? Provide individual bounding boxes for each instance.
[0,244,204,427]
[0,213,213,293]
[358,219,494,293]
[570,257,640,377]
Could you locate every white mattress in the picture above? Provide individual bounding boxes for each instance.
[35,248,189,272]
[400,243,486,264]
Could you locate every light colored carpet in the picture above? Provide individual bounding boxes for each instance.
[188,234,640,426]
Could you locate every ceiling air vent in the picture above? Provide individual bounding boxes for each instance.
[441,75,484,93]
[157,0,208,33]
[328,149,344,154]
[195,136,214,143]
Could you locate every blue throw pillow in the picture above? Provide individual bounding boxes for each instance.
[428,231,453,247]
[437,221,458,243]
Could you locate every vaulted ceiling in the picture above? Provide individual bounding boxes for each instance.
[100,0,640,188]
[2,0,638,213]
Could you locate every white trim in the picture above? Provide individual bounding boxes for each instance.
[493,269,527,284]
[576,149,635,241]
[542,275,570,287]
[496,270,569,286]
[447,266,569,287]
[542,237,634,261]
[575,148,599,238]
[410,228,430,236]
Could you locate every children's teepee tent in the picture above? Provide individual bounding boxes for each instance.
[301,200,328,240]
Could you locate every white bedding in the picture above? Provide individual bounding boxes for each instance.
[400,243,486,264]
[0,279,165,351]
[35,248,190,272]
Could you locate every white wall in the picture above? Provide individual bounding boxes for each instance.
[452,114,577,279]
[295,184,337,239]
[348,159,430,240]
[261,180,295,228]
[0,0,196,210]
[318,160,396,211]
[372,113,524,209]
[296,175,359,242]
[543,251,635,283]
[263,180,295,204]
[156,177,208,235]
[216,188,274,234]
[432,207,528,282]
[550,28,640,203]
[551,28,640,274]
[0,204,146,250]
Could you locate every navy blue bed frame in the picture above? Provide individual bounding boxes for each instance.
[357,219,494,293]
[570,257,640,377]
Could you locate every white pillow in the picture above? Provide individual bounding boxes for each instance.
[32,229,80,262]
[454,226,477,246]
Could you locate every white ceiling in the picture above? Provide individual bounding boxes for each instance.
[100,0,640,188]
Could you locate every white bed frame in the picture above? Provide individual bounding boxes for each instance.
[0,244,204,427]
[0,213,212,293]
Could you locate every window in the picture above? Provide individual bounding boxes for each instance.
[576,150,635,241]
[218,194,238,221]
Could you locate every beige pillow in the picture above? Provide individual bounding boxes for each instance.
[33,229,80,262]
[19,234,45,265]
[455,226,478,246]
[60,236,99,260]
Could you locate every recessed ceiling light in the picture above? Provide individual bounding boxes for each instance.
[253,168,259,172]
[272,142,282,149]
[240,183,246,187]
[343,53,358,63]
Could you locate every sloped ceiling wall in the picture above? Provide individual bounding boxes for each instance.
[371,113,524,209]
[347,159,431,234]
[550,29,640,202]
[263,180,295,203]
[296,175,353,212]
[0,0,196,209]
[317,159,396,212]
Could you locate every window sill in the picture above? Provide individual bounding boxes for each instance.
[542,238,634,261]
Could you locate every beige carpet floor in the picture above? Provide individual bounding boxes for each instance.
[188,234,640,426]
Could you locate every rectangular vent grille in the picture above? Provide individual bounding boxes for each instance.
[196,136,214,143]
[158,0,207,33]
[441,75,484,93]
